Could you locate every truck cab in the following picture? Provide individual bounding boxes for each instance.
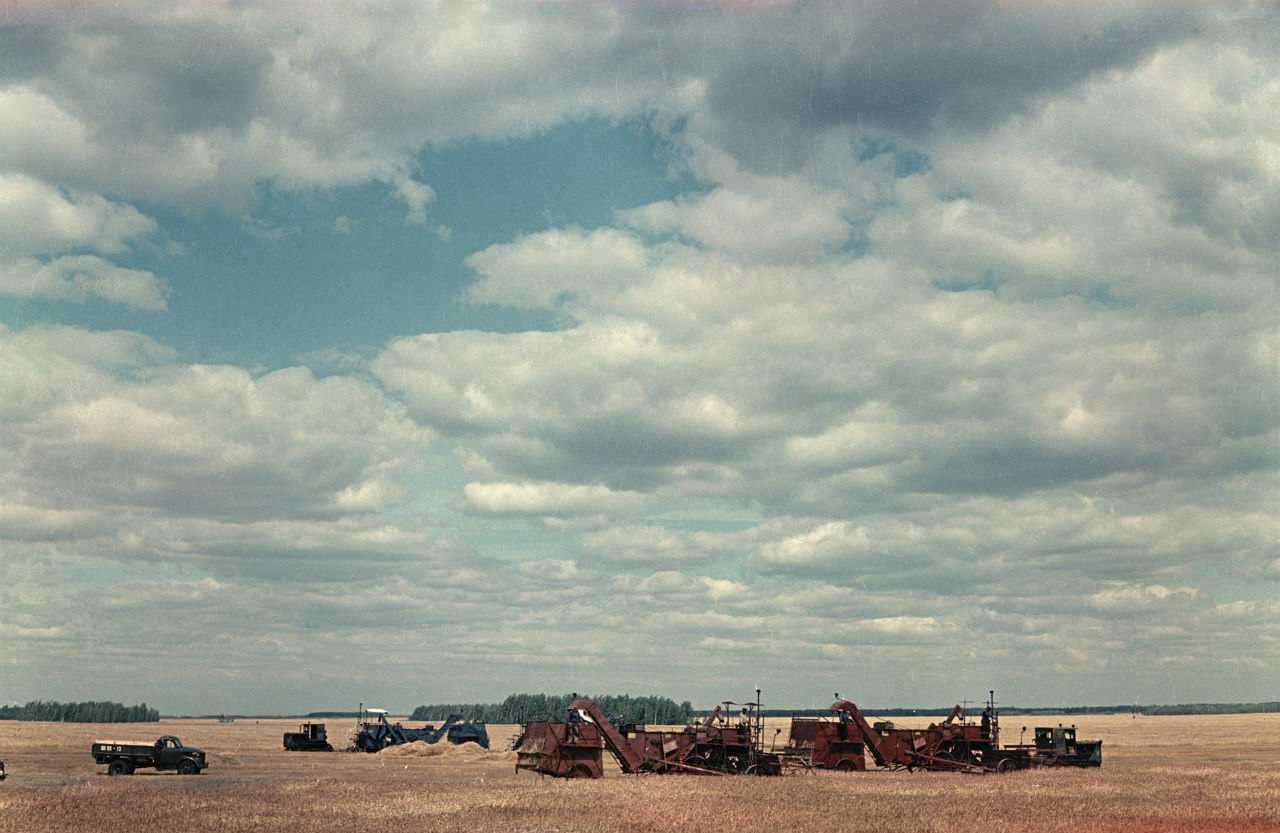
[153,735,185,766]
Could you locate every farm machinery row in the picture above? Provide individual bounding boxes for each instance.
[282,705,490,753]
[514,690,1101,779]
[815,691,1102,774]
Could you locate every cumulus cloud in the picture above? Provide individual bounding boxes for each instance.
[367,17,1277,704]
[0,255,169,310]
[1,325,431,536]
[620,177,854,262]
[463,480,649,521]
[872,40,1280,315]
[0,173,169,309]
[0,173,156,254]
[465,227,652,311]
[0,0,654,216]
[1087,583,1199,612]
[653,0,1201,176]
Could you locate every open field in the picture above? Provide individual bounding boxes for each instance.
[2,713,1279,832]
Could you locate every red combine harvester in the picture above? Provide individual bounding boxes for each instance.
[514,718,605,779]
[830,691,1102,773]
[515,693,783,778]
[784,713,867,771]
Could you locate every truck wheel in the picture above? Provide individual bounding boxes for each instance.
[177,759,198,775]
[107,760,131,776]
[996,757,1021,773]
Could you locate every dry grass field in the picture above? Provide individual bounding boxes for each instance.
[1,713,1278,832]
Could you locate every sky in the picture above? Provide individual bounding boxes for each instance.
[1,0,1278,716]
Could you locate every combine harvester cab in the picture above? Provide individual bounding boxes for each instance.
[680,700,783,775]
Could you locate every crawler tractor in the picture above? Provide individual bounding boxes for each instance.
[283,722,333,752]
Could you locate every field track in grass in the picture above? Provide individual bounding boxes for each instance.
[2,713,1278,832]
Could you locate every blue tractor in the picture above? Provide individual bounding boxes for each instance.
[351,708,490,752]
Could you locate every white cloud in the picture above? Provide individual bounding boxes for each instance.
[867,616,943,638]
[0,1,656,217]
[361,24,1276,704]
[465,227,651,311]
[1087,584,1199,612]
[757,522,871,568]
[620,176,853,262]
[393,176,435,225]
[463,480,648,520]
[1,326,431,537]
[0,255,169,310]
[0,86,97,178]
[877,39,1280,315]
[0,174,168,309]
[0,173,157,255]
[577,524,744,568]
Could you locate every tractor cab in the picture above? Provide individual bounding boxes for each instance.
[1034,725,1077,754]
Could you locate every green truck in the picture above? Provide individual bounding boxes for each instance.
[92,735,208,776]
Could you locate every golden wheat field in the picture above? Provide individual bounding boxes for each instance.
[1,713,1278,833]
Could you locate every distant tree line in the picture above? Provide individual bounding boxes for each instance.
[1140,702,1280,716]
[0,700,159,723]
[412,693,694,724]
[305,711,361,719]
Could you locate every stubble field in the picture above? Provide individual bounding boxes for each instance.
[1,713,1278,832]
